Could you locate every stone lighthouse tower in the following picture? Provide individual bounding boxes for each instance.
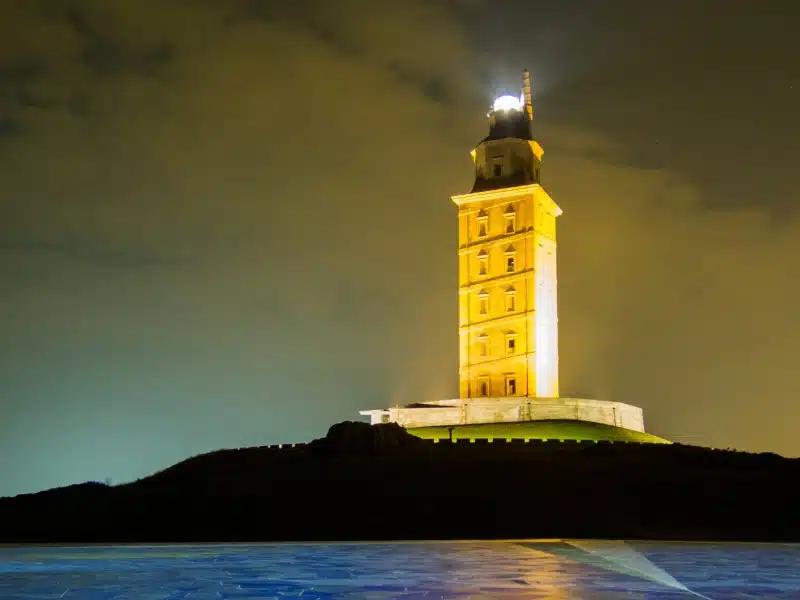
[361,71,653,441]
[453,69,561,400]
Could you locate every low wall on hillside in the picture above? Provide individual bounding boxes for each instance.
[265,438,656,452]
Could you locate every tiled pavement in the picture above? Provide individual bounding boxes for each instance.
[0,540,797,599]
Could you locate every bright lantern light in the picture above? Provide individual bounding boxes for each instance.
[492,95,523,112]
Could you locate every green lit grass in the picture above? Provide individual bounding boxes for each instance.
[407,419,670,444]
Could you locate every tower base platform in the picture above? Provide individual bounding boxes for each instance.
[360,397,665,442]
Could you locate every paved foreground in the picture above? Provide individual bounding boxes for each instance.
[0,540,797,598]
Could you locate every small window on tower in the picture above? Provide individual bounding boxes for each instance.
[478,378,489,397]
[505,245,516,273]
[506,286,516,312]
[477,249,489,276]
[477,210,488,238]
[477,333,488,357]
[506,333,517,355]
[477,289,489,315]
[493,164,503,177]
[505,376,517,396]
[504,205,516,234]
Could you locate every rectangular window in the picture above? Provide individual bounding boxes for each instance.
[506,294,516,312]
[479,257,488,276]
[478,378,489,397]
[506,335,516,355]
[477,334,488,357]
[505,377,517,396]
[477,210,489,238]
[506,256,515,272]
[505,214,516,234]
[478,296,488,315]
[493,164,502,177]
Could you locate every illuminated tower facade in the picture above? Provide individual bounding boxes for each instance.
[452,71,561,400]
[361,70,651,437]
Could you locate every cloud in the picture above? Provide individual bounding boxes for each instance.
[1,0,799,498]
[543,123,800,454]
[0,0,476,496]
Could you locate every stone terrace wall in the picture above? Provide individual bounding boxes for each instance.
[365,397,646,432]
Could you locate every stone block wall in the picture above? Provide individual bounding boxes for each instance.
[361,397,647,433]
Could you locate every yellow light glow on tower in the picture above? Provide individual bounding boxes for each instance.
[452,71,561,400]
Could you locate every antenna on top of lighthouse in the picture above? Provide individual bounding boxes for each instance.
[522,69,533,121]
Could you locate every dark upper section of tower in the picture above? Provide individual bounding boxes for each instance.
[471,71,542,194]
[482,106,533,143]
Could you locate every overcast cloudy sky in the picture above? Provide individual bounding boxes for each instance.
[1,0,798,496]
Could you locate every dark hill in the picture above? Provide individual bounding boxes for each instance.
[1,421,797,543]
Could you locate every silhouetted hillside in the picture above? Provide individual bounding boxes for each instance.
[0,421,797,543]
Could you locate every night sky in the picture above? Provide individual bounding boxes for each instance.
[2,0,799,497]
